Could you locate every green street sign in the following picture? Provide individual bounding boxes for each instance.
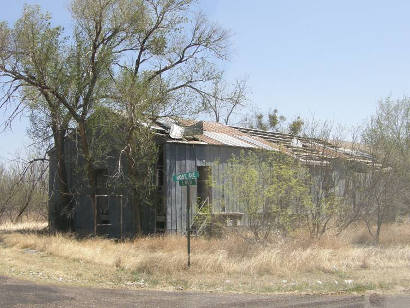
[179,179,197,186]
[173,171,199,182]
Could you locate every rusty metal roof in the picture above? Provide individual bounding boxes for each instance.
[152,119,374,166]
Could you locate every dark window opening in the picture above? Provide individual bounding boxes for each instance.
[156,167,164,188]
[197,166,212,208]
[155,146,164,189]
[97,196,110,225]
[95,169,108,195]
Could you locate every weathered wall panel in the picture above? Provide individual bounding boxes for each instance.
[165,143,176,233]
[175,144,186,233]
[49,132,157,238]
[185,145,198,222]
[164,143,246,233]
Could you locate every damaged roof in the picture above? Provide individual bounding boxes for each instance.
[153,118,374,166]
[231,126,374,166]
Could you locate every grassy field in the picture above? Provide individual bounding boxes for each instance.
[0,221,409,295]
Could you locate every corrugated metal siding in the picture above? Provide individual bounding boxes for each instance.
[165,143,175,233]
[185,145,197,229]
[48,133,156,237]
[164,143,245,233]
[176,144,186,233]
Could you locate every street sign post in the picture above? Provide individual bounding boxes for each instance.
[172,171,199,267]
[186,184,191,267]
[172,171,199,182]
[179,179,197,186]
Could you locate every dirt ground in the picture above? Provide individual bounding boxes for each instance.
[1,223,409,306]
[2,275,410,307]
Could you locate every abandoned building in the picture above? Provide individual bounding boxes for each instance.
[48,118,374,237]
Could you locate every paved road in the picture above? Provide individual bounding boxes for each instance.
[1,276,409,307]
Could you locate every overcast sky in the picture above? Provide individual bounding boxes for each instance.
[2,0,410,162]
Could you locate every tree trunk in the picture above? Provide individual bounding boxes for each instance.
[129,163,142,235]
[78,121,97,235]
[375,223,382,244]
[51,126,72,232]
[134,188,142,235]
[375,205,383,244]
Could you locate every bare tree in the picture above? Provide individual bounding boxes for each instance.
[300,119,346,238]
[0,155,48,223]
[200,74,248,124]
[361,97,410,243]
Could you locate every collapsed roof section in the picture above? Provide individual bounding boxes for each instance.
[232,126,374,166]
[152,118,374,166]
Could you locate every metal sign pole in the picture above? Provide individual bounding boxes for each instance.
[120,196,123,240]
[173,171,198,268]
[94,195,97,235]
[187,184,191,267]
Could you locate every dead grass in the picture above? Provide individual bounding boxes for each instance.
[0,221,409,294]
[0,221,47,232]
[357,223,410,246]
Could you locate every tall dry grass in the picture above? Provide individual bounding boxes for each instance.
[1,222,409,277]
[0,221,47,232]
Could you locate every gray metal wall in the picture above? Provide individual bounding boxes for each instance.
[164,143,245,233]
[163,143,365,234]
[50,138,364,236]
[48,135,155,237]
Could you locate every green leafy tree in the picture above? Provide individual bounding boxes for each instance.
[223,150,310,241]
[103,0,229,232]
[243,109,286,131]
[268,109,286,131]
[288,116,304,135]
[0,0,230,234]
[303,163,343,238]
[0,6,74,230]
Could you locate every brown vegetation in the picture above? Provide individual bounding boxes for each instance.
[0,221,409,294]
[0,160,48,224]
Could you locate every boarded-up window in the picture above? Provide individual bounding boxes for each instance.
[95,169,109,225]
[95,169,108,194]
